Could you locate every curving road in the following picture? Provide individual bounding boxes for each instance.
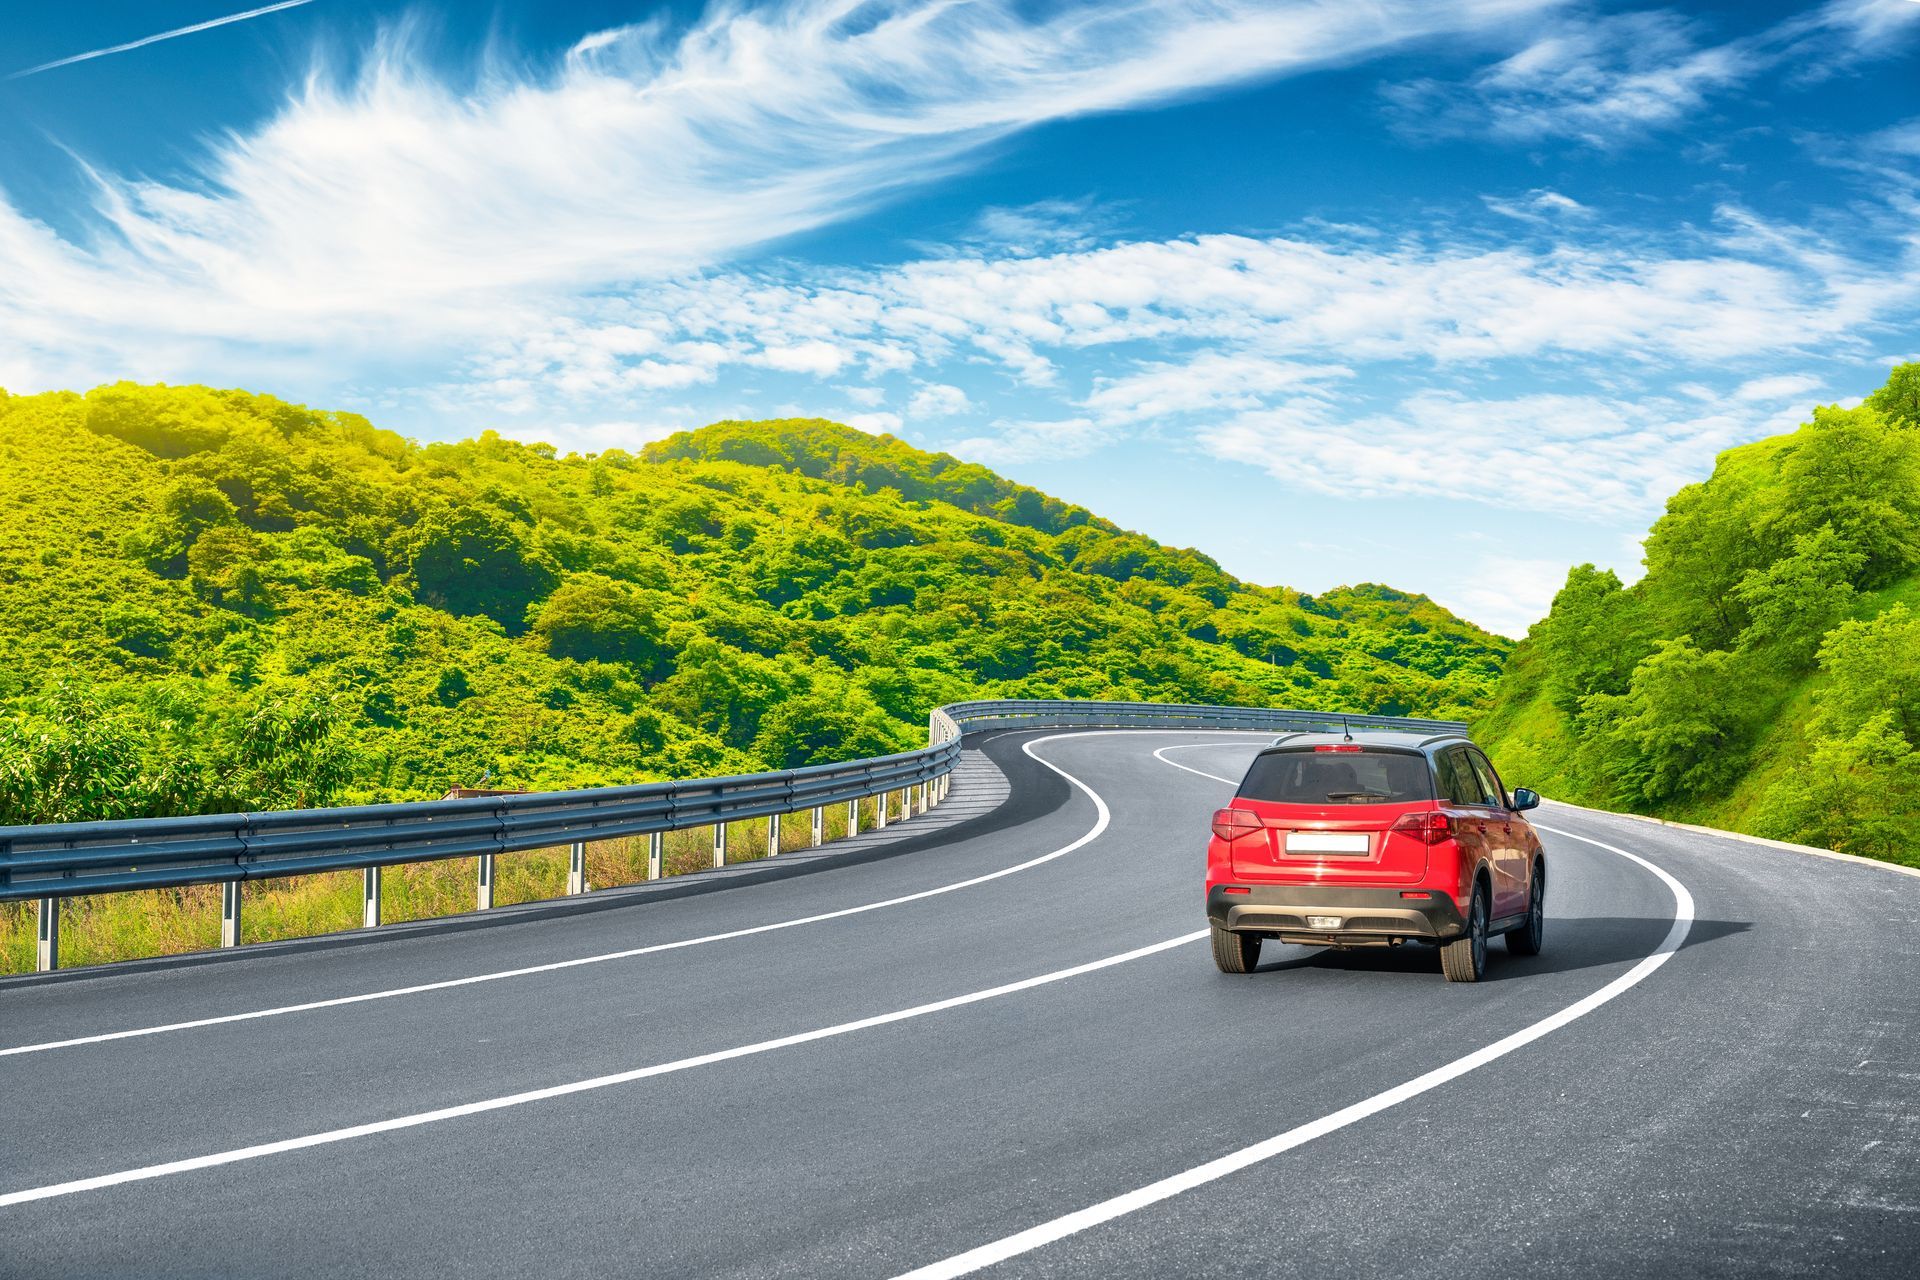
[1,731,1916,1278]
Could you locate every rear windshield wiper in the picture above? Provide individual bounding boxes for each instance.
[1325,790,1391,802]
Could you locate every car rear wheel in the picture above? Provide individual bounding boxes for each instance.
[1211,925,1261,974]
[1506,863,1545,956]
[1440,884,1488,983]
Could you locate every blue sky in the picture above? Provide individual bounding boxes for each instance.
[3,1,1918,635]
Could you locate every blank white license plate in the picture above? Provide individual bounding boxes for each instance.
[1285,831,1370,854]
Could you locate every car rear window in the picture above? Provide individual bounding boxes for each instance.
[1237,749,1435,806]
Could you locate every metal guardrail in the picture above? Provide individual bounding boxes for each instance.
[3,700,1465,970]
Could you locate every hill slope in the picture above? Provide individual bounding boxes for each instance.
[1477,364,1920,865]
[0,384,1507,825]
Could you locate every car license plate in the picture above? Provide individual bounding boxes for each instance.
[1285,831,1370,854]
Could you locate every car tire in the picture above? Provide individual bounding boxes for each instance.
[1506,862,1545,956]
[1211,924,1261,974]
[1441,883,1488,983]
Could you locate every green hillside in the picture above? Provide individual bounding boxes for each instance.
[1478,364,1920,866]
[0,383,1508,826]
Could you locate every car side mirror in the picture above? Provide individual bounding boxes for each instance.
[1510,787,1540,812]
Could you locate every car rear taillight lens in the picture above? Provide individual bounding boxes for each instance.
[1390,811,1453,845]
[1313,744,1362,753]
[1211,808,1263,842]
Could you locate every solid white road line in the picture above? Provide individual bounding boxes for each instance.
[0,727,1229,1206]
[0,928,1209,1207]
[888,797,1697,1278]
[0,730,1143,1058]
[1150,741,1251,786]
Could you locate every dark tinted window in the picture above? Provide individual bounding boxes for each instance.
[1238,749,1434,806]
[1436,749,1487,806]
[1468,750,1508,809]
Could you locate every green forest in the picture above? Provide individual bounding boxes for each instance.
[0,383,1508,828]
[1478,364,1920,866]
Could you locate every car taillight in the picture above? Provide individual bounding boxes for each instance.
[1313,744,1362,752]
[1211,808,1263,842]
[1390,811,1453,845]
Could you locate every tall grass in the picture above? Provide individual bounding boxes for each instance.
[0,790,924,974]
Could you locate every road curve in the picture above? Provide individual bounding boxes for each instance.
[1,731,1915,1277]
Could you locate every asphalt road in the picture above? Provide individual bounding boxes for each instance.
[1,730,1915,1278]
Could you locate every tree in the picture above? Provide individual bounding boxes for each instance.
[1772,404,1920,587]
[1755,714,1920,864]
[1731,525,1863,665]
[399,505,558,628]
[529,573,675,677]
[1864,361,1920,428]
[124,476,240,574]
[1583,639,1757,806]
[1532,565,1650,714]
[1813,605,1920,746]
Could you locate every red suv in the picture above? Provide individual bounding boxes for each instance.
[1204,731,1545,982]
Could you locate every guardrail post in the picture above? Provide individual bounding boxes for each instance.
[221,881,242,948]
[36,896,57,972]
[876,790,888,830]
[568,841,587,895]
[477,854,495,910]
[363,866,382,928]
[847,797,859,838]
[713,822,727,868]
[919,781,929,814]
[648,831,663,880]
[767,813,781,858]
[811,806,823,847]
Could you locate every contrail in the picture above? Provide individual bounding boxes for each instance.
[9,0,320,80]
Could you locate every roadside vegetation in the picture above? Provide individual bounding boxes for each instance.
[0,382,1506,969]
[1478,364,1920,866]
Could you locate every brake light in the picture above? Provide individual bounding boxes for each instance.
[1313,744,1362,752]
[1211,808,1262,841]
[1390,811,1453,845]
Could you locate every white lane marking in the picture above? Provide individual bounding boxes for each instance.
[1150,741,1247,786]
[0,929,1210,1207]
[894,824,1695,1279]
[0,729,1170,1057]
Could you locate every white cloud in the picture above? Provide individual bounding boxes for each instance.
[1084,353,1351,424]
[0,0,1563,394]
[468,207,1914,507]
[495,212,1908,415]
[1732,373,1823,402]
[758,340,846,376]
[1197,392,1809,518]
[951,417,1110,465]
[1386,10,1754,147]
[1386,1,1920,147]
[844,411,903,435]
[1482,189,1589,222]
[1436,556,1574,639]
[906,383,970,418]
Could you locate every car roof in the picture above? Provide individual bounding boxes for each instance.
[1264,730,1473,756]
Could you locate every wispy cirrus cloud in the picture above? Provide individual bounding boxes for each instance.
[1384,0,1920,147]
[0,0,1563,394]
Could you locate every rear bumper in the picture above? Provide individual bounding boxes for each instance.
[1206,884,1466,946]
